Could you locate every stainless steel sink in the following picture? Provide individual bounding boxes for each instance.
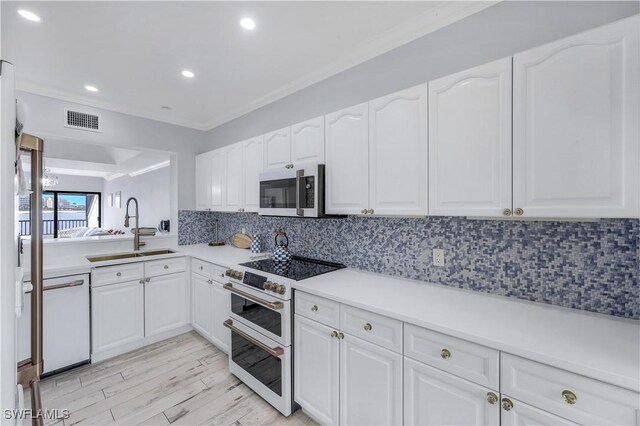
[86,249,176,263]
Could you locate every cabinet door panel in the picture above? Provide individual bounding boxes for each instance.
[195,152,212,210]
[291,116,324,166]
[243,136,264,212]
[340,334,402,425]
[145,273,187,337]
[92,280,144,353]
[404,358,499,426]
[369,85,428,216]
[513,17,639,218]
[210,149,226,211]
[191,273,212,337]
[429,57,512,217]
[211,282,230,353]
[501,397,579,426]
[325,103,369,215]
[264,127,291,170]
[294,315,339,426]
[224,143,244,212]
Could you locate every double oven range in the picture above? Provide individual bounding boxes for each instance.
[223,256,344,416]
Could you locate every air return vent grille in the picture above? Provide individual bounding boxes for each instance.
[63,108,102,133]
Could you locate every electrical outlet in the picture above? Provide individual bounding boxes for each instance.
[433,249,445,267]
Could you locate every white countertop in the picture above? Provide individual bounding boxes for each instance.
[293,268,640,393]
[29,242,639,392]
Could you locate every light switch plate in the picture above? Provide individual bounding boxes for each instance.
[433,249,445,267]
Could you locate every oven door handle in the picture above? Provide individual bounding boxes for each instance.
[223,283,284,310]
[295,169,304,217]
[224,319,284,357]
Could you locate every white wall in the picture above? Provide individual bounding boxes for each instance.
[102,166,170,231]
[51,174,104,193]
[201,1,640,151]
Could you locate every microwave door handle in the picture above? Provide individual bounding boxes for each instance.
[295,169,304,217]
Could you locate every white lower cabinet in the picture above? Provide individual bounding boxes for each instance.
[340,333,403,426]
[404,357,499,426]
[190,261,230,353]
[144,272,188,337]
[500,397,578,426]
[92,279,145,354]
[294,315,340,426]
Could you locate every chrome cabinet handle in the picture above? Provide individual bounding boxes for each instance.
[361,209,367,214]
[139,279,145,284]
[562,390,577,405]
[501,398,513,411]
[338,332,345,339]
[164,265,169,270]
[223,283,284,310]
[363,323,372,331]
[502,208,512,216]
[42,279,85,291]
[486,392,498,405]
[311,305,318,312]
[199,266,203,270]
[207,279,213,285]
[116,272,122,277]
[440,348,451,359]
[367,209,374,214]
[331,331,339,338]
[224,319,284,357]
[145,277,151,282]
[514,208,524,216]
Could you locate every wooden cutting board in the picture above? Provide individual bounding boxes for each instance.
[231,233,252,249]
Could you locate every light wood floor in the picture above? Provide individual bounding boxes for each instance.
[26,332,317,426]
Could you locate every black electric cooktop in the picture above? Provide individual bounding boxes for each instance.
[239,256,345,281]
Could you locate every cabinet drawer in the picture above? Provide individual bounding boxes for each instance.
[92,263,144,287]
[295,291,340,329]
[340,304,402,353]
[211,264,228,283]
[145,257,186,277]
[404,323,499,389]
[501,354,639,426]
[191,258,212,278]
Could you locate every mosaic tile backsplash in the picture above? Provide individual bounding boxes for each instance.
[179,210,639,319]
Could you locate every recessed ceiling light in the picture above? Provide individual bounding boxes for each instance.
[18,9,41,22]
[161,106,172,110]
[240,17,256,30]
[181,70,195,78]
[84,85,98,92]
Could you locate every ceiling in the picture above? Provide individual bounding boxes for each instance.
[2,1,494,131]
[21,138,171,180]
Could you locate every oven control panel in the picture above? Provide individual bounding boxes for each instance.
[240,271,286,295]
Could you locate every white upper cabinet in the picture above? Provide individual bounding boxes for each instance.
[369,85,428,216]
[291,116,325,166]
[513,17,639,218]
[210,149,226,211]
[195,151,212,210]
[224,143,244,212]
[429,57,513,217]
[243,136,264,212]
[325,103,369,215]
[264,127,292,170]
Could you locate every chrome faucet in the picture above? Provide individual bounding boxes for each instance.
[124,197,145,251]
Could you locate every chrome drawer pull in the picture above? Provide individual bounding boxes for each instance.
[223,283,284,310]
[486,392,498,405]
[501,398,513,411]
[43,279,84,291]
[440,348,451,359]
[363,323,372,331]
[311,305,318,312]
[224,319,284,357]
[116,272,122,277]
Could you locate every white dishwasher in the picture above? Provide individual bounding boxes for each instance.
[18,273,91,375]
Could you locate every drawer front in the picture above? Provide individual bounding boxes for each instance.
[340,304,402,353]
[501,354,639,426]
[295,291,340,329]
[211,264,228,283]
[145,257,186,277]
[92,263,144,287]
[192,258,212,278]
[404,323,499,389]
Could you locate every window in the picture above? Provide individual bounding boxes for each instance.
[19,191,102,238]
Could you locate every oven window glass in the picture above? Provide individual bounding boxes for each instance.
[231,294,282,337]
[260,178,296,209]
[231,331,282,396]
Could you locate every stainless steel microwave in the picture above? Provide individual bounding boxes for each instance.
[258,163,325,217]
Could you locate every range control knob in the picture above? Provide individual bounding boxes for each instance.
[225,269,234,277]
[234,271,243,280]
[275,284,286,295]
[263,281,275,291]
